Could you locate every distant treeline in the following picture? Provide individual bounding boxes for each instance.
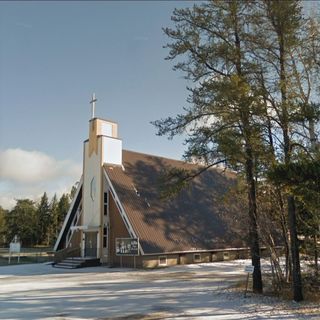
[0,184,77,247]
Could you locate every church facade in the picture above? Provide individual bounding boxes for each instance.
[54,115,247,268]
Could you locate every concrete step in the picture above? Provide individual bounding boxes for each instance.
[53,263,78,269]
[53,257,101,269]
[62,259,86,264]
[59,260,83,266]
[65,257,86,262]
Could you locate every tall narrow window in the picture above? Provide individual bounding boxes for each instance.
[103,226,108,248]
[104,192,108,216]
[90,177,96,201]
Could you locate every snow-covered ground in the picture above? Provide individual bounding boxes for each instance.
[0,260,319,320]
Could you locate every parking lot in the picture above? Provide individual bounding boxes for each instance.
[0,261,319,320]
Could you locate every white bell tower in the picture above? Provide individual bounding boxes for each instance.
[81,95,122,257]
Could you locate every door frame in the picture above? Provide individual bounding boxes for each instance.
[82,229,99,258]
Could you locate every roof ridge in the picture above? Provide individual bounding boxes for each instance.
[122,149,191,166]
[122,149,229,174]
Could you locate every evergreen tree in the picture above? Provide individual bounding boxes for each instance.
[57,193,70,233]
[0,206,8,246]
[154,0,264,293]
[251,0,320,301]
[48,194,59,245]
[6,199,37,247]
[155,0,319,299]
[69,182,79,202]
[37,192,50,245]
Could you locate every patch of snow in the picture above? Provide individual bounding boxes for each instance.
[0,260,318,320]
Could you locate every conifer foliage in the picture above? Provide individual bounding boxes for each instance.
[0,185,77,248]
[154,0,320,301]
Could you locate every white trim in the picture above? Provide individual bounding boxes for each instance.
[83,227,100,232]
[141,246,258,256]
[96,229,100,258]
[158,256,167,266]
[103,170,144,255]
[70,225,88,231]
[53,176,83,251]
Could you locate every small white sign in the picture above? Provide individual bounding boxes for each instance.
[10,242,21,253]
[244,265,254,273]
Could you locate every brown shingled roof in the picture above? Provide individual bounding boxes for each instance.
[104,150,242,254]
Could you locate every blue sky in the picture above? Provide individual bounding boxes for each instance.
[1,1,317,209]
[0,1,193,208]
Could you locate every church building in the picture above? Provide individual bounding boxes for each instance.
[54,98,246,268]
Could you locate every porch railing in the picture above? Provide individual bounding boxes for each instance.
[53,246,81,264]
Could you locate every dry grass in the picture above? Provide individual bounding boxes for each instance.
[261,272,320,302]
[229,272,320,303]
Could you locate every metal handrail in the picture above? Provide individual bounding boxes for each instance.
[53,246,81,264]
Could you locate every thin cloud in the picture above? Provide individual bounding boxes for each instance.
[0,148,81,210]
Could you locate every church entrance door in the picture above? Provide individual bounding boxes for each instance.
[84,231,98,257]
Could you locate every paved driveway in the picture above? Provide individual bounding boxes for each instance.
[0,261,318,319]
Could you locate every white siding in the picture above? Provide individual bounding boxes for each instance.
[101,122,113,137]
[83,141,102,228]
[102,136,122,165]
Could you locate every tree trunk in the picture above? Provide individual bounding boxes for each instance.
[287,195,303,301]
[277,189,291,282]
[313,234,318,276]
[246,156,263,293]
[231,0,263,293]
[278,16,303,300]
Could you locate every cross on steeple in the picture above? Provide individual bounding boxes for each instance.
[90,93,97,119]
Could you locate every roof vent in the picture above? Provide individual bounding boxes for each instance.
[132,184,140,197]
[145,198,151,208]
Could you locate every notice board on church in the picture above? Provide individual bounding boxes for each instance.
[116,238,139,256]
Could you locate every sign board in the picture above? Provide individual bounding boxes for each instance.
[116,238,139,256]
[9,242,21,253]
[244,265,254,273]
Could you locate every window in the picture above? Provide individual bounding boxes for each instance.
[104,192,108,216]
[104,192,108,205]
[103,226,108,248]
[90,177,96,201]
[223,252,229,260]
[194,254,201,262]
[159,256,167,266]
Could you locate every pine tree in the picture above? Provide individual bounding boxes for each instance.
[251,0,320,301]
[0,206,8,246]
[6,199,38,247]
[48,194,59,246]
[57,194,70,233]
[154,0,265,292]
[37,192,50,245]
